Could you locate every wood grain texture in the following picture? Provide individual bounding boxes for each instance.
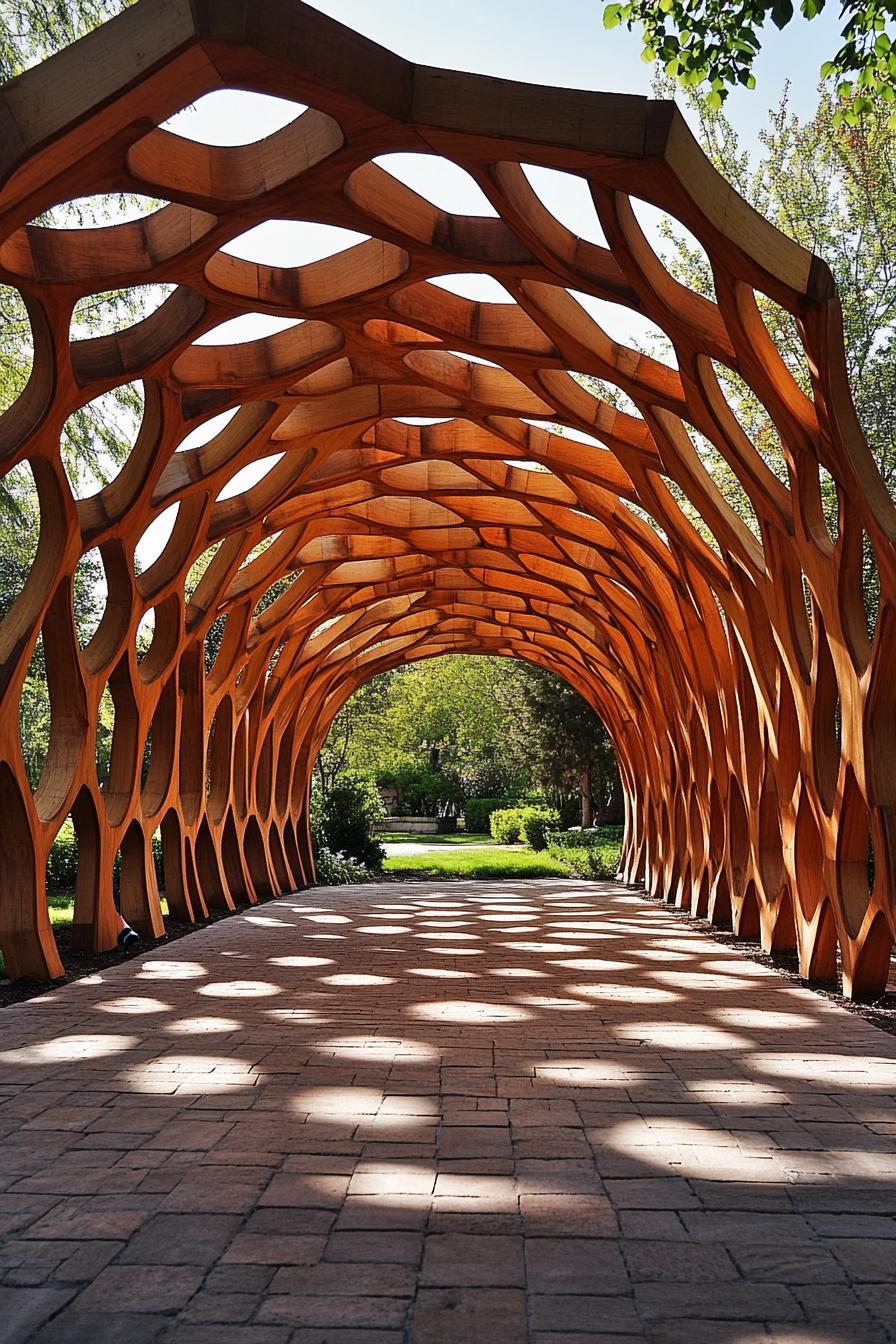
[0,0,892,997]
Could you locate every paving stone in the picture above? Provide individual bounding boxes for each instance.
[528,1294,643,1335]
[334,1197,429,1230]
[177,1291,259,1323]
[633,1281,802,1323]
[161,1171,269,1214]
[3,883,896,1344]
[160,1328,289,1344]
[623,1240,738,1282]
[526,1237,630,1294]
[730,1241,847,1283]
[258,1174,350,1208]
[117,1213,241,1265]
[205,1264,274,1293]
[22,1204,148,1241]
[531,1335,645,1344]
[323,1230,424,1263]
[421,1233,524,1286]
[56,1239,122,1281]
[269,1261,416,1296]
[604,1179,700,1210]
[257,1293,409,1328]
[520,1193,619,1237]
[617,1210,686,1241]
[31,1312,169,1343]
[288,1334,403,1344]
[222,1233,326,1265]
[0,1285,77,1344]
[244,1207,335,1236]
[410,1287,528,1342]
[74,1265,204,1313]
[828,1237,896,1281]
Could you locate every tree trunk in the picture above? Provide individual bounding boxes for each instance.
[580,760,594,827]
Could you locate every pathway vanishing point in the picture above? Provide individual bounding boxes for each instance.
[2,879,896,1343]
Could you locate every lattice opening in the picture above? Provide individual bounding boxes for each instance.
[61,383,144,500]
[521,165,609,247]
[222,220,370,266]
[0,285,33,416]
[35,195,161,228]
[70,284,176,339]
[428,275,515,302]
[161,90,309,144]
[629,196,718,303]
[193,315,305,346]
[374,154,498,215]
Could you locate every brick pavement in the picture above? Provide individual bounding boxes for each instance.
[1,879,896,1342]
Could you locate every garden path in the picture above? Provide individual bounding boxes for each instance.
[2,879,896,1342]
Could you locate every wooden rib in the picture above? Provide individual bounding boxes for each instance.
[0,0,892,1000]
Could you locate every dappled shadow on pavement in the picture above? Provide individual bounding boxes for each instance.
[2,879,896,1343]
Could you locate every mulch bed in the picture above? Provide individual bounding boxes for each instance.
[0,908,238,1010]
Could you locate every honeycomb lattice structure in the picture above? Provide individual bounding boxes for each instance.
[0,0,894,995]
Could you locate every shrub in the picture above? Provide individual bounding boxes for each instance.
[311,775,385,869]
[314,846,371,885]
[547,826,623,849]
[520,807,560,851]
[490,805,559,848]
[546,827,623,878]
[465,795,548,834]
[46,818,78,890]
[47,819,165,893]
[464,797,512,834]
[490,806,526,844]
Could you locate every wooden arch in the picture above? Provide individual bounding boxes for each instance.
[0,0,893,998]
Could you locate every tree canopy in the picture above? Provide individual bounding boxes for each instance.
[317,655,623,826]
[605,0,896,121]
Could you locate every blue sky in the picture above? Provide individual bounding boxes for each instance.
[302,0,842,145]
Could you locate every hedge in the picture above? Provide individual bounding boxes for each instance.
[464,798,512,834]
[546,826,623,850]
[546,827,623,878]
[490,805,559,850]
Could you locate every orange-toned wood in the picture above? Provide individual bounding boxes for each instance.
[0,0,892,998]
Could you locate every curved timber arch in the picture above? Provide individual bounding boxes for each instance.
[0,0,894,999]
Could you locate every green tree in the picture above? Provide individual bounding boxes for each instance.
[605,0,896,121]
[646,83,895,616]
[0,0,129,80]
[331,656,534,799]
[318,656,623,827]
[515,667,623,826]
[316,674,395,796]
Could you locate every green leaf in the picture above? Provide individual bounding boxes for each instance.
[603,4,622,30]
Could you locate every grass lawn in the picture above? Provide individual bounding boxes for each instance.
[377,831,491,845]
[44,892,171,930]
[381,845,569,879]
